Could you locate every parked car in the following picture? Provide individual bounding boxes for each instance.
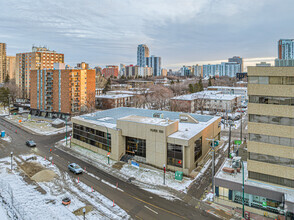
[233,115,241,121]
[26,140,36,147]
[68,163,83,174]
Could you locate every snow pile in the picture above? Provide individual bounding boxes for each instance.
[203,192,214,202]
[1,135,11,143]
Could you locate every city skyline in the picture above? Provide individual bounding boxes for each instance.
[0,0,293,70]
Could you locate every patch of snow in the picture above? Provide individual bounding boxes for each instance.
[1,135,11,143]
[203,192,214,202]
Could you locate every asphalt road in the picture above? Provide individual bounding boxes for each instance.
[0,117,218,220]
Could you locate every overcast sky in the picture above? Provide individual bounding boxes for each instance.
[1,0,293,70]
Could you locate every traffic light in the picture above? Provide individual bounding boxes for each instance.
[210,140,219,147]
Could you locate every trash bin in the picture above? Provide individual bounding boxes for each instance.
[175,171,183,181]
[1,131,5,138]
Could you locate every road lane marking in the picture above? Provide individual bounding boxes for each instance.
[144,205,158,215]
[124,192,186,219]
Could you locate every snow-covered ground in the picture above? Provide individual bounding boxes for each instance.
[0,135,12,143]
[57,140,193,198]
[0,106,9,116]
[5,115,72,135]
[0,203,9,220]
[0,154,130,220]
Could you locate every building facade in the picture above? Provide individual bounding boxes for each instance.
[71,107,221,175]
[102,65,119,78]
[192,64,202,77]
[30,67,95,117]
[95,94,133,109]
[203,62,240,78]
[278,39,294,60]
[137,44,149,67]
[16,46,64,98]
[228,56,243,72]
[6,56,15,80]
[214,66,294,219]
[0,43,7,83]
[171,91,241,113]
[146,55,161,76]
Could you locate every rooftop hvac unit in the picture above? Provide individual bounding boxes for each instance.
[153,113,164,119]
[232,156,241,168]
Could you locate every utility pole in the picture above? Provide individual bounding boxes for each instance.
[65,116,68,146]
[228,121,232,158]
[206,138,215,201]
[163,164,166,185]
[240,110,243,142]
[8,94,11,116]
[241,160,245,218]
[10,152,13,170]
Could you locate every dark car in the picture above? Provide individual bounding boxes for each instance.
[68,163,83,174]
[26,140,36,147]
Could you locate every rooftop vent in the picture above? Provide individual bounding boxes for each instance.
[153,113,164,119]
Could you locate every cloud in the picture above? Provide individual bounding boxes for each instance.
[0,0,292,69]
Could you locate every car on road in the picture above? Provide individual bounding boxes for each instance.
[26,140,36,147]
[68,163,83,174]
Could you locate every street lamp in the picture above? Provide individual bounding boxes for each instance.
[206,138,216,201]
[10,152,13,170]
[83,207,86,220]
[241,160,245,218]
[103,125,110,165]
[163,164,166,185]
[228,120,234,158]
[65,116,68,146]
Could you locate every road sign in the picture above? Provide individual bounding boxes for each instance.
[107,152,110,156]
[234,140,242,145]
[131,161,139,168]
[262,201,267,207]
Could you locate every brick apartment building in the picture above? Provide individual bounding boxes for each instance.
[102,65,119,78]
[30,66,95,118]
[16,46,64,98]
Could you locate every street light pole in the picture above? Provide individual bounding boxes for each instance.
[240,111,243,142]
[10,152,13,170]
[241,160,245,218]
[105,126,109,165]
[228,122,232,158]
[83,207,86,220]
[163,164,166,185]
[206,138,215,201]
[65,116,68,146]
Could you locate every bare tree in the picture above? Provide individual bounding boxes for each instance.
[86,90,96,113]
[4,79,20,104]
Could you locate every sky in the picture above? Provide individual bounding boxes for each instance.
[0,0,293,70]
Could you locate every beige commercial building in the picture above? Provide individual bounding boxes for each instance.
[247,67,294,187]
[0,43,6,83]
[71,107,221,175]
[213,66,294,219]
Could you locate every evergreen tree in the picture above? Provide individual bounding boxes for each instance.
[103,78,111,94]
[208,77,212,87]
[198,78,204,91]
[188,84,194,93]
[194,83,199,92]
[171,80,174,85]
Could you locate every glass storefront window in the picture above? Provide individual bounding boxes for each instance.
[126,136,146,158]
[194,137,202,162]
[167,143,183,168]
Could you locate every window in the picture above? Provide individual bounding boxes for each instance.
[249,171,294,188]
[194,137,202,162]
[248,76,258,84]
[249,133,294,147]
[167,143,183,168]
[269,76,282,84]
[249,114,294,127]
[259,77,269,84]
[126,137,146,158]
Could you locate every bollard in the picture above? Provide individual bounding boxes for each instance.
[113,200,115,207]
[78,177,79,183]
[52,160,54,165]
[84,167,86,172]
[45,156,46,160]
[91,186,93,192]
[116,182,118,189]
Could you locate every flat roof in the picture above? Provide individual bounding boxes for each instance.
[119,115,173,126]
[171,91,240,101]
[73,107,220,140]
[96,94,133,99]
[208,86,247,90]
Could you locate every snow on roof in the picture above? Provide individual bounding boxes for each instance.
[168,116,219,140]
[171,91,240,101]
[119,115,173,126]
[95,94,133,99]
[208,86,247,90]
[215,159,294,204]
[107,90,148,95]
[51,118,65,125]
[72,107,219,140]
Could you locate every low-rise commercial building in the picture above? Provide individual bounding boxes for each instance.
[95,94,133,109]
[71,107,221,175]
[171,91,241,113]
